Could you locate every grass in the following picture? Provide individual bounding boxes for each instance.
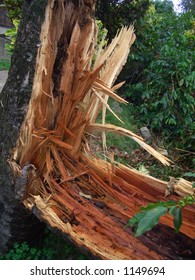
[96,99,195,182]
[0,59,10,70]
[98,100,140,152]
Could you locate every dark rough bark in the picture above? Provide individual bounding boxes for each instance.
[0,0,48,254]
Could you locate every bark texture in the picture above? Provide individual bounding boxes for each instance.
[0,0,47,254]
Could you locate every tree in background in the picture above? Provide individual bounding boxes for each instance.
[96,0,150,38]
[179,0,195,12]
[3,0,22,20]
[122,0,195,152]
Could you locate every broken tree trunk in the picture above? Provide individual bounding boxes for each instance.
[0,0,195,258]
[0,0,48,253]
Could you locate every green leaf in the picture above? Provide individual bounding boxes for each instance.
[30,248,37,256]
[140,201,175,211]
[135,206,167,237]
[173,207,182,232]
[127,211,146,227]
[183,172,195,178]
[179,79,184,86]
[169,205,177,216]
[138,165,150,175]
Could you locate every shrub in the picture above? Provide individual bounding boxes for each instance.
[124,4,195,150]
[0,228,87,260]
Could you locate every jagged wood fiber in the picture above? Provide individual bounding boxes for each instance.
[3,0,195,258]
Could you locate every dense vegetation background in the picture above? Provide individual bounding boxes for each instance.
[97,0,195,152]
[0,0,194,259]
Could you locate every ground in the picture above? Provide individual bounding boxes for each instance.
[0,70,8,92]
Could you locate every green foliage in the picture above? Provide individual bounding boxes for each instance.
[2,1,22,54]
[123,2,195,150]
[96,20,108,48]
[183,172,195,178]
[128,205,167,237]
[0,228,87,260]
[4,0,22,21]
[0,242,53,260]
[0,59,10,70]
[96,0,150,38]
[99,100,139,153]
[172,207,182,232]
[92,20,108,65]
[127,195,195,236]
[5,19,19,53]
[141,163,182,181]
[180,0,195,12]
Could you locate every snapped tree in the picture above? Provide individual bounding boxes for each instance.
[0,0,195,259]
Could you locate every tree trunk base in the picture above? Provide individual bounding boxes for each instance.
[0,183,44,254]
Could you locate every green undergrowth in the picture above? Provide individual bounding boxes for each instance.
[96,99,194,181]
[0,227,88,260]
[97,100,140,153]
[0,59,10,70]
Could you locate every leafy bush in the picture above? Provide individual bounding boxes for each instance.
[0,228,87,260]
[0,59,10,70]
[0,242,53,260]
[5,19,19,54]
[2,0,22,54]
[123,3,195,150]
[4,0,22,21]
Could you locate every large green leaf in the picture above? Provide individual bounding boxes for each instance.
[173,207,182,232]
[168,205,177,216]
[140,201,175,211]
[183,172,195,178]
[135,206,167,237]
[127,211,147,227]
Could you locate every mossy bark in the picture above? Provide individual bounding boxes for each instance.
[0,0,47,254]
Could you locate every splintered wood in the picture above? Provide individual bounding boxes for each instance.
[11,0,195,259]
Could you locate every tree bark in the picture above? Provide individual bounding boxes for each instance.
[0,0,54,254]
